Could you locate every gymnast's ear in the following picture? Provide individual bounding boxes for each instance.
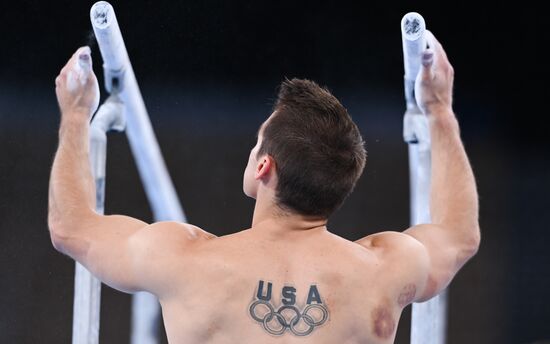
[255,155,275,180]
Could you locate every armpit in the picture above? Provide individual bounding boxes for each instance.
[371,305,396,339]
[397,283,417,307]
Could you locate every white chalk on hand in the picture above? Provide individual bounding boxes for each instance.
[67,48,92,91]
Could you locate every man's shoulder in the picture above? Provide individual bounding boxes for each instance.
[354,231,427,261]
[130,222,217,252]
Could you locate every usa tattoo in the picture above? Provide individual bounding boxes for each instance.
[248,280,329,336]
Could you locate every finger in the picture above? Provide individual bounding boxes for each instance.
[85,69,99,88]
[419,48,434,82]
[72,46,91,60]
[76,46,92,62]
[424,30,450,65]
[59,46,91,74]
[72,46,93,72]
[420,31,435,77]
[73,47,94,88]
[424,30,441,52]
[62,46,92,72]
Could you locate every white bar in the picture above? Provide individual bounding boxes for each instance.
[401,12,426,111]
[401,12,426,84]
[90,1,186,223]
[72,97,125,344]
[406,117,431,225]
[90,2,188,343]
[90,2,125,74]
[401,12,448,344]
[410,283,448,344]
[131,292,161,344]
[72,264,101,344]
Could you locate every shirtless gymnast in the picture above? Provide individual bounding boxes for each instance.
[48,30,480,343]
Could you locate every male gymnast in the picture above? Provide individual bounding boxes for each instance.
[48,30,480,343]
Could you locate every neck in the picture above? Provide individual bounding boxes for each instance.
[251,198,328,233]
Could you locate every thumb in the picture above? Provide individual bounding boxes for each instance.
[419,49,434,81]
[77,46,92,74]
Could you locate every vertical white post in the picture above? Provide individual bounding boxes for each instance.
[90,2,188,343]
[72,264,101,344]
[401,12,448,344]
[72,97,125,344]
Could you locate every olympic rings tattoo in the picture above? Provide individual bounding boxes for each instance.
[249,300,328,336]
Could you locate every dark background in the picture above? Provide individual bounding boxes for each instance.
[1,1,548,343]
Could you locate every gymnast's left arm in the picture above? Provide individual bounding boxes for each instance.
[48,47,212,296]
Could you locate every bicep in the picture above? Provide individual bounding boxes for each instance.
[404,224,477,301]
[60,213,206,296]
[356,226,474,304]
[356,231,431,303]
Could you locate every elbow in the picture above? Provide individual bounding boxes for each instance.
[48,219,69,254]
[48,215,94,259]
[471,224,481,254]
[463,224,481,259]
[50,231,67,254]
[48,207,97,254]
[48,212,78,255]
[450,224,481,272]
[48,204,67,253]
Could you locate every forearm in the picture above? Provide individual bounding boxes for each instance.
[48,115,96,235]
[429,111,479,240]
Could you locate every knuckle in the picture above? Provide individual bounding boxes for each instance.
[421,72,431,82]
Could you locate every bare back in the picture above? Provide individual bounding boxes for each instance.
[159,228,422,344]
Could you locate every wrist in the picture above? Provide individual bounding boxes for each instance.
[59,114,90,139]
[424,104,454,117]
[429,113,460,134]
[60,112,90,127]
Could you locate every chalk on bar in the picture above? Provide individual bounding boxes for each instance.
[401,12,427,83]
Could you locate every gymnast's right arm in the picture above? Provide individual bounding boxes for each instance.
[48,47,214,296]
[402,30,481,301]
[356,31,480,304]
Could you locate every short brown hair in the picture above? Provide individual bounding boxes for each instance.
[257,78,366,218]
